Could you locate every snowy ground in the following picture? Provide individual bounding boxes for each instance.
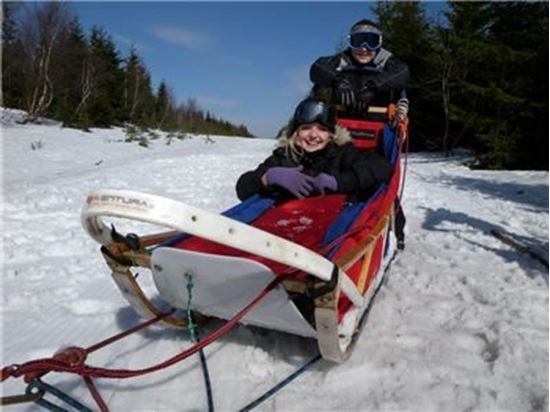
[1,109,548,411]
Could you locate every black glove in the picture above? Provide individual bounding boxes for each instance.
[353,87,375,113]
[354,101,369,113]
[357,87,375,105]
[335,80,355,106]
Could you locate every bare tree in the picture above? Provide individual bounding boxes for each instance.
[19,2,70,122]
[74,54,93,118]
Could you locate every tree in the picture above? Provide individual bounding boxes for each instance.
[122,47,155,126]
[443,2,548,169]
[371,1,434,150]
[88,26,124,126]
[52,17,92,128]
[18,2,71,121]
[2,2,26,109]
[155,81,176,130]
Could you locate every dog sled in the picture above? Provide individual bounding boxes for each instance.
[81,106,408,363]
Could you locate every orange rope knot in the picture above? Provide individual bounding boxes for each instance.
[54,346,88,367]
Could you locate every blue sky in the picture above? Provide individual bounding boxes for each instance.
[72,2,446,138]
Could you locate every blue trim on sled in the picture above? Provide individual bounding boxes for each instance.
[382,124,398,166]
[321,185,387,259]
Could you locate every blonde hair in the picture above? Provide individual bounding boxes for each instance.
[284,130,306,163]
[277,124,352,163]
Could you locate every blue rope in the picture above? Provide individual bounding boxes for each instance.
[186,273,215,412]
[239,354,322,412]
[28,379,93,412]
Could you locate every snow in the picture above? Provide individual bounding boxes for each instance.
[1,108,548,411]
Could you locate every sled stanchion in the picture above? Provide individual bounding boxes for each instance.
[239,354,322,412]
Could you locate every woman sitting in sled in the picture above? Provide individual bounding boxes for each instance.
[236,97,392,201]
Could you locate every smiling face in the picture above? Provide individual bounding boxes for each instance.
[351,47,376,65]
[296,123,331,153]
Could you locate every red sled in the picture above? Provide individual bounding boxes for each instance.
[82,107,408,363]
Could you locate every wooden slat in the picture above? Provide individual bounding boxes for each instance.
[356,243,375,294]
[335,214,390,271]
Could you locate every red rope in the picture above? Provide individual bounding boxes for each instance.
[1,274,288,382]
[84,376,109,412]
[85,309,176,354]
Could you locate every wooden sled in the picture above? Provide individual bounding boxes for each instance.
[81,109,407,363]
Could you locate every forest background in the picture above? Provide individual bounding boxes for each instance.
[2,2,548,170]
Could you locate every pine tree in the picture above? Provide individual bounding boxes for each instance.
[52,17,91,128]
[155,80,176,130]
[122,48,155,127]
[443,2,548,169]
[371,1,434,150]
[2,2,26,109]
[88,26,124,127]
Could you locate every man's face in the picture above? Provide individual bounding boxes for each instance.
[349,24,380,64]
[351,47,376,65]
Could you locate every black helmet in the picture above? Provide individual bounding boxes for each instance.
[289,98,335,135]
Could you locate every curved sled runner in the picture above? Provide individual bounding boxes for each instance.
[81,109,407,363]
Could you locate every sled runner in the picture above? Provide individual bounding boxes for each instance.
[81,106,408,363]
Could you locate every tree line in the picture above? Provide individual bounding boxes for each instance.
[2,2,548,169]
[2,2,254,138]
[371,1,548,169]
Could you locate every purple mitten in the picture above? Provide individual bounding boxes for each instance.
[265,166,314,198]
[311,173,337,194]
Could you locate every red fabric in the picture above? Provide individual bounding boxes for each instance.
[336,119,384,150]
[174,195,347,275]
[333,161,401,320]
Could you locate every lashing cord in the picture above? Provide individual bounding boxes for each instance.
[186,272,215,412]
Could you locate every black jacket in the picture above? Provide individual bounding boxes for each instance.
[236,142,392,201]
[310,48,409,107]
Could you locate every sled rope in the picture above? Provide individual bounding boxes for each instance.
[239,354,322,412]
[186,272,215,412]
[1,272,290,383]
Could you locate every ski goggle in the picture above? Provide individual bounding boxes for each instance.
[293,100,335,130]
[348,29,383,51]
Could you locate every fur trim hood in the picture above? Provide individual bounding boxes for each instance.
[277,124,351,148]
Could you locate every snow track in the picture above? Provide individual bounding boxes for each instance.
[2,111,548,411]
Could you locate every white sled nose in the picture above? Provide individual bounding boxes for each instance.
[151,247,317,338]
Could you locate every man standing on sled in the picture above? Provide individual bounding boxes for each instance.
[309,18,409,249]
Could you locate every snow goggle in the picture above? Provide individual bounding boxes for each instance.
[293,100,335,130]
[348,29,383,51]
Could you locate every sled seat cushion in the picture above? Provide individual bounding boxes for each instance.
[171,194,348,277]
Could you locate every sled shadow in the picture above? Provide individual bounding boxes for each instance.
[437,175,548,211]
[422,207,548,283]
